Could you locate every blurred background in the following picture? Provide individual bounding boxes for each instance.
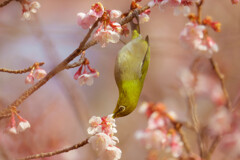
[0,0,240,159]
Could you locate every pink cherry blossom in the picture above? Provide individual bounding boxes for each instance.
[25,73,34,84]
[180,22,218,55]
[110,22,122,33]
[78,71,99,86]
[110,10,122,19]
[21,1,41,21]
[88,133,115,155]
[138,13,150,24]
[17,120,31,132]
[34,68,47,80]
[8,127,17,134]
[166,134,183,158]
[139,102,151,114]
[180,22,206,51]
[77,12,97,29]
[99,146,122,160]
[203,36,219,54]
[94,25,120,47]
[90,2,104,18]
[29,1,41,13]
[87,116,102,135]
[147,112,166,130]
[77,2,104,29]
[87,114,121,160]
[101,114,117,136]
[8,112,17,134]
[22,11,31,21]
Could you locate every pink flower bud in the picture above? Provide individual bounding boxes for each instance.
[29,1,41,13]
[110,10,122,19]
[34,68,47,80]
[8,127,17,134]
[77,12,97,29]
[25,73,34,84]
[90,2,104,18]
[17,120,31,132]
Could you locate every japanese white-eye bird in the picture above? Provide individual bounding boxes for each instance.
[113,30,150,118]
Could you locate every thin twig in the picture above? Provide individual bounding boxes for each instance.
[196,0,204,24]
[0,5,151,119]
[167,115,191,154]
[18,138,89,160]
[0,0,14,8]
[209,58,232,110]
[207,135,221,160]
[0,62,44,74]
[206,57,232,159]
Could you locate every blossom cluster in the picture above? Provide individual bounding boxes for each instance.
[74,59,99,86]
[77,1,152,48]
[87,114,121,160]
[148,0,200,16]
[136,102,183,158]
[77,2,123,48]
[25,64,47,84]
[21,0,41,20]
[180,22,218,56]
[8,111,31,134]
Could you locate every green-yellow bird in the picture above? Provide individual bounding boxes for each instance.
[113,30,150,118]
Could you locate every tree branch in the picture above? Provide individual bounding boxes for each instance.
[0,0,14,8]
[18,138,89,160]
[0,62,44,74]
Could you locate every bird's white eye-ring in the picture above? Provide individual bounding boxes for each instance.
[119,106,126,112]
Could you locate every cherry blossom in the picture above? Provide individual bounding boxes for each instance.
[17,120,31,132]
[7,111,31,134]
[94,25,121,48]
[136,102,183,158]
[87,116,102,135]
[78,72,99,86]
[8,127,17,134]
[74,59,99,86]
[25,73,34,84]
[180,22,206,50]
[34,68,47,80]
[110,10,122,19]
[166,134,183,158]
[21,1,41,21]
[8,112,17,134]
[90,2,104,18]
[180,22,218,55]
[99,146,122,160]
[88,133,115,155]
[77,12,97,29]
[87,114,121,160]
[77,2,104,29]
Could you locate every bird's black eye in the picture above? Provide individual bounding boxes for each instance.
[119,106,126,112]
